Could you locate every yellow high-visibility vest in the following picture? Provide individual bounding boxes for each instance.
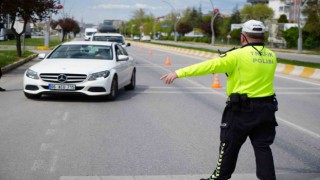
[175,45,277,98]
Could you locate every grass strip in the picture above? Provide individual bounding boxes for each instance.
[0,50,35,67]
[0,37,62,48]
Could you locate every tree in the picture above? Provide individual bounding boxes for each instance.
[278,14,289,23]
[301,0,320,49]
[72,22,80,37]
[0,0,58,57]
[302,0,320,35]
[217,5,241,42]
[240,4,274,22]
[228,5,242,32]
[58,18,78,41]
[177,22,193,36]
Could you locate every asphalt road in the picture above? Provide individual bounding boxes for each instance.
[0,41,319,180]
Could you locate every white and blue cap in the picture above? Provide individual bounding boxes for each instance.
[242,20,265,33]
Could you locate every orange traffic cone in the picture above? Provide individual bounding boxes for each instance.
[148,49,153,56]
[164,55,171,66]
[211,74,222,88]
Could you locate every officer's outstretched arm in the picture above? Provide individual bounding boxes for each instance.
[160,72,178,85]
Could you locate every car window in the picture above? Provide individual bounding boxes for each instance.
[92,35,125,44]
[118,45,128,55]
[48,45,113,60]
[115,45,123,57]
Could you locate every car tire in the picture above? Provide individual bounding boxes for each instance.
[124,69,136,90]
[107,76,118,101]
[24,92,41,99]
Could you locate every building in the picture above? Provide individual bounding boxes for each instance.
[288,0,301,23]
[247,0,304,23]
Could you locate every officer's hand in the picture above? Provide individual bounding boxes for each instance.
[160,72,178,85]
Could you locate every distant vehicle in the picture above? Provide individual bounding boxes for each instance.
[83,28,97,41]
[140,35,151,42]
[133,36,140,41]
[23,41,136,100]
[99,25,117,33]
[91,33,130,48]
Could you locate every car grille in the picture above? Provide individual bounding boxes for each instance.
[40,73,87,83]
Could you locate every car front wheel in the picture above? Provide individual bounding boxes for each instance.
[125,69,136,90]
[107,76,118,101]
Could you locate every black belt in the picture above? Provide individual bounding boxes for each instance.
[248,95,275,103]
[227,95,275,104]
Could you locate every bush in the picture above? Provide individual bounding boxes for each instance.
[303,32,320,50]
[282,27,298,48]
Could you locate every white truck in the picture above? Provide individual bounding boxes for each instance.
[83,28,97,41]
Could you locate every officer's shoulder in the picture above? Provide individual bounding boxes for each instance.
[218,47,238,57]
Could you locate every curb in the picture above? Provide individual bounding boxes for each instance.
[1,54,38,74]
[276,63,320,80]
[36,46,51,50]
[132,41,320,81]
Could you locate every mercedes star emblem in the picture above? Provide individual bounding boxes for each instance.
[57,74,67,83]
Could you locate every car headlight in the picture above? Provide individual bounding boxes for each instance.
[26,69,39,79]
[88,70,110,81]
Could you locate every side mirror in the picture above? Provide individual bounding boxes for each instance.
[126,43,131,47]
[118,55,129,61]
[38,53,46,59]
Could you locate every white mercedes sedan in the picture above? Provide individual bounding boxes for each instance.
[23,41,136,100]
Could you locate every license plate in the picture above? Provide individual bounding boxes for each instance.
[48,84,76,90]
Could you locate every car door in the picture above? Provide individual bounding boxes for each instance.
[117,45,133,85]
[114,44,128,88]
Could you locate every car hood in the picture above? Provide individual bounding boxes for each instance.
[30,59,114,74]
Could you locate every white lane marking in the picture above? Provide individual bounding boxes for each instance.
[275,87,320,89]
[62,112,69,122]
[46,129,56,136]
[59,173,320,180]
[276,74,320,86]
[50,119,61,126]
[40,143,54,152]
[276,116,320,139]
[49,150,59,173]
[31,160,44,171]
[275,92,320,95]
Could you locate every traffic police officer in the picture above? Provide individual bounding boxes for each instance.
[160,20,278,180]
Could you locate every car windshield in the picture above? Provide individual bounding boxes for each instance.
[47,44,113,60]
[92,36,125,44]
[86,32,95,36]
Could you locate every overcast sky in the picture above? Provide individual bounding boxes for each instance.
[53,0,248,24]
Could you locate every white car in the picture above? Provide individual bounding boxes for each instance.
[140,35,151,42]
[90,33,130,48]
[23,41,136,100]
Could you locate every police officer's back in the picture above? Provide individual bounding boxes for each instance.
[161,20,278,180]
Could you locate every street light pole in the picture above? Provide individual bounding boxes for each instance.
[297,0,303,52]
[209,0,219,45]
[44,4,63,47]
[162,0,179,42]
[44,12,52,47]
